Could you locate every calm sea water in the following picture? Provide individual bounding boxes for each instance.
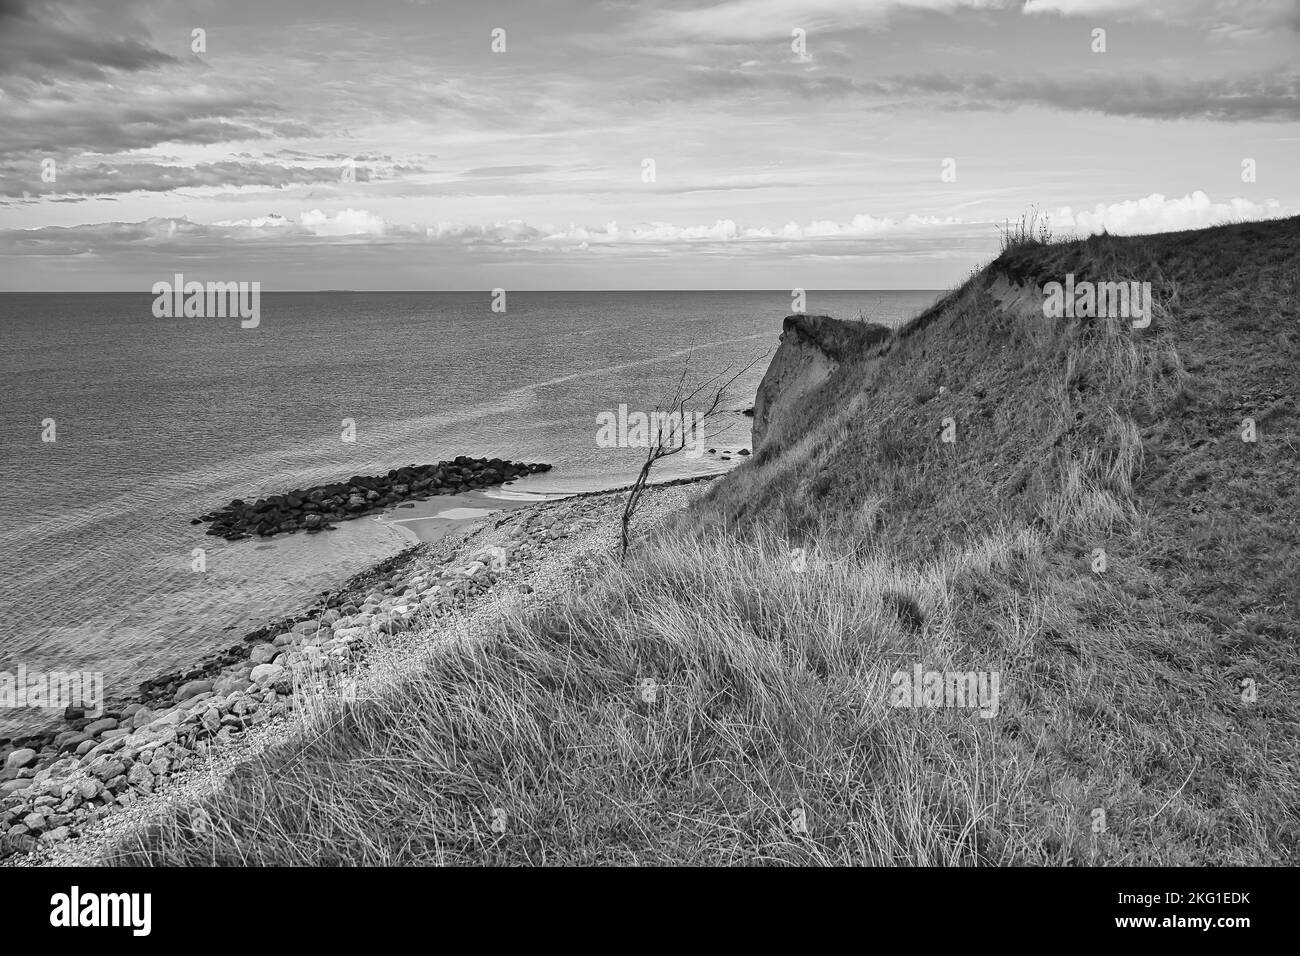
[0,290,938,733]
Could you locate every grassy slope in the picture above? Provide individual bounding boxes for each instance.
[108,217,1300,865]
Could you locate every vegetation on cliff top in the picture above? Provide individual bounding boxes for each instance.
[107,216,1299,865]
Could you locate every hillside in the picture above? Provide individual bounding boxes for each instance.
[103,216,1300,866]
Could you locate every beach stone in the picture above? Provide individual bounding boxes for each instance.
[250,663,287,688]
[201,709,221,735]
[127,763,154,793]
[76,778,102,801]
[4,749,37,770]
[222,677,253,697]
[0,832,37,858]
[130,707,155,730]
[0,778,34,797]
[40,825,73,843]
[131,724,177,753]
[89,758,125,783]
[82,720,118,741]
[249,643,278,665]
[291,619,318,634]
[75,740,97,757]
[175,679,214,702]
[33,756,77,785]
[57,733,92,755]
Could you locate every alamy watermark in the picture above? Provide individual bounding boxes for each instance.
[1042,274,1151,328]
[151,273,260,328]
[0,665,104,716]
[50,886,151,936]
[889,664,1000,718]
[595,404,706,459]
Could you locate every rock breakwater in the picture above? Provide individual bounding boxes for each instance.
[196,457,551,540]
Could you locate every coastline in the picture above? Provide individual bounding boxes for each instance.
[1,468,728,864]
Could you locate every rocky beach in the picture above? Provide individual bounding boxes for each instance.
[197,457,552,540]
[0,472,721,864]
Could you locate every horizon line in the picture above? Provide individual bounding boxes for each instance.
[0,288,949,294]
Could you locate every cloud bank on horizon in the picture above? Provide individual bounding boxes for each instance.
[0,0,1296,289]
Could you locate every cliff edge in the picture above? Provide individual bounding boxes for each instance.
[752,314,891,451]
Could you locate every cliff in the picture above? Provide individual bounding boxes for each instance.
[751,314,891,451]
[84,215,1300,868]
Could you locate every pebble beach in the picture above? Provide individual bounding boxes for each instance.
[1,476,718,865]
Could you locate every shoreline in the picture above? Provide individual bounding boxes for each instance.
[0,471,726,863]
[2,457,741,740]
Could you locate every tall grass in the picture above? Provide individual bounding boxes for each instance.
[105,216,1300,866]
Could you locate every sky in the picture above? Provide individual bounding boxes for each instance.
[0,0,1297,290]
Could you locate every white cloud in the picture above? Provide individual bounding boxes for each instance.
[8,198,1289,263]
[1050,191,1290,235]
[299,208,388,237]
[637,0,1008,42]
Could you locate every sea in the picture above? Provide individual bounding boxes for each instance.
[0,290,939,734]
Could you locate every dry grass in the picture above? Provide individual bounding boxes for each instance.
[105,215,1300,866]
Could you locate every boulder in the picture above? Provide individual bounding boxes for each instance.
[0,778,34,798]
[4,748,37,770]
[250,663,287,688]
[89,758,126,783]
[76,778,102,801]
[40,825,73,843]
[127,763,154,793]
[175,679,214,702]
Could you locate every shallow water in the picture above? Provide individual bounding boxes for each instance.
[0,290,939,734]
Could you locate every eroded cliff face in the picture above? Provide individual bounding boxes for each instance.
[752,314,891,451]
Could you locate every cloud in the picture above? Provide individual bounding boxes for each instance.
[0,159,375,200]
[460,165,555,178]
[1050,191,1291,234]
[2,195,1289,263]
[0,209,975,257]
[1023,0,1300,32]
[298,208,388,237]
[633,0,1008,43]
[0,0,179,82]
[0,87,297,157]
[636,0,1299,43]
[884,71,1300,121]
[651,65,1300,120]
